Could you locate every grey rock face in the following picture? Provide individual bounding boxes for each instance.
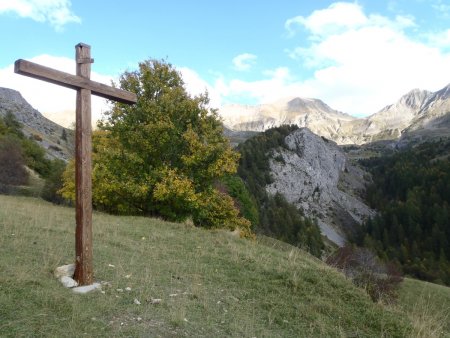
[0,87,73,161]
[266,128,375,246]
[399,84,450,144]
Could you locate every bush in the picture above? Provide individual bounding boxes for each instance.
[326,245,403,303]
[219,175,259,227]
[41,159,67,204]
[0,135,29,186]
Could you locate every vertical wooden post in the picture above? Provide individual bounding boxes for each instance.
[14,43,136,287]
[73,43,93,285]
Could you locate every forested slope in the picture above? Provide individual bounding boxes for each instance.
[357,140,450,285]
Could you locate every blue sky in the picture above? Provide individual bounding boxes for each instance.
[0,0,449,126]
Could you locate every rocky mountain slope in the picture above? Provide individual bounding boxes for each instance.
[221,98,361,144]
[0,87,74,161]
[265,128,374,246]
[220,84,450,145]
[398,84,450,144]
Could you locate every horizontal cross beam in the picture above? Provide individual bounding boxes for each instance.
[14,59,137,104]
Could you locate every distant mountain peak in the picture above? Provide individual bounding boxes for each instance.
[221,83,450,145]
[433,83,450,101]
[286,97,328,112]
[0,87,33,109]
[397,88,431,109]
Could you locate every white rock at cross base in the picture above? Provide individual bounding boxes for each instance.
[72,283,102,294]
[54,264,75,278]
[60,276,78,288]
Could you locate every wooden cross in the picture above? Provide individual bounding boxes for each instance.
[14,43,137,286]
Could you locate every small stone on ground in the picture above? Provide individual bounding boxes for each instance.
[60,276,78,288]
[72,283,101,294]
[54,264,75,278]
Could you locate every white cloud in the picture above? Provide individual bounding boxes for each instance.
[285,2,367,38]
[427,29,450,48]
[173,0,450,118]
[232,53,257,71]
[201,2,450,118]
[216,67,306,104]
[281,2,450,115]
[432,0,450,18]
[178,67,222,108]
[0,55,112,127]
[177,66,305,111]
[0,0,80,30]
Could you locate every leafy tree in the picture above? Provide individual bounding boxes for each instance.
[60,59,251,236]
[220,175,259,227]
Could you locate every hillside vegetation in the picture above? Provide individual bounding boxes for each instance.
[236,125,324,256]
[358,140,450,285]
[0,112,66,200]
[60,59,251,236]
[2,195,442,337]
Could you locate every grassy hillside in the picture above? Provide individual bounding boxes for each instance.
[398,278,450,337]
[0,195,448,337]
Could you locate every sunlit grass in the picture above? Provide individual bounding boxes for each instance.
[0,195,446,337]
[398,278,450,338]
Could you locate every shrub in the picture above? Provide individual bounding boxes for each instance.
[0,135,29,186]
[326,244,403,303]
[219,175,259,227]
[41,159,67,204]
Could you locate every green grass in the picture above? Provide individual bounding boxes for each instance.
[0,195,446,337]
[398,278,450,337]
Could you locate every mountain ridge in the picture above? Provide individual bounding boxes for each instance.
[220,84,450,145]
[0,87,74,161]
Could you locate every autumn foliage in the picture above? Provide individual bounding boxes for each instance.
[60,59,251,236]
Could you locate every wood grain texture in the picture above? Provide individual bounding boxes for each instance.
[14,59,137,104]
[73,44,93,286]
[14,42,137,286]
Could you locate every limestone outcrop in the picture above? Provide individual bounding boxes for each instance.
[266,128,375,245]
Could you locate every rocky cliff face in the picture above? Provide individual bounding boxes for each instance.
[0,87,74,161]
[266,128,375,246]
[221,84,450,146]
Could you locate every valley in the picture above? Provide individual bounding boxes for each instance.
[2,81,449,289]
